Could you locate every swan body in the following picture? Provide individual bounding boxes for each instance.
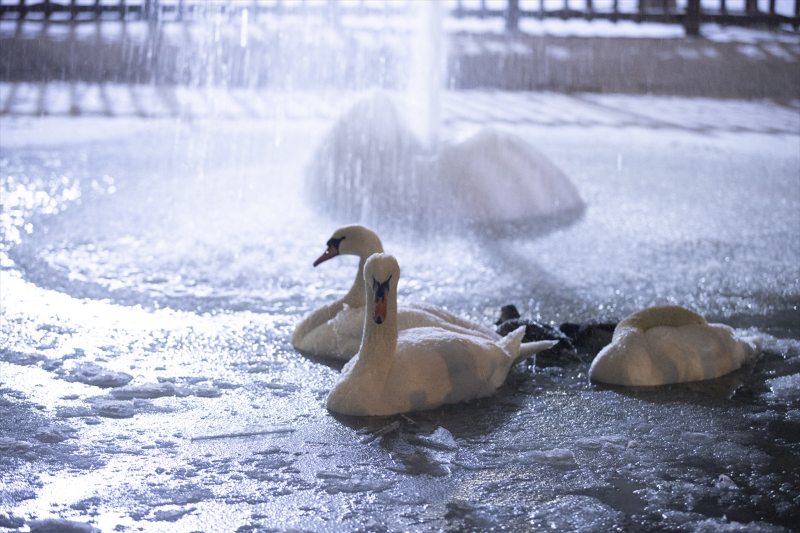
[327,253,558,416]
[589,305,761,386]
[438,127,585,224]
[292,225,499,360]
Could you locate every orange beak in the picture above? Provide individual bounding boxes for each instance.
[373,295,387,324]
[313,245,338,267]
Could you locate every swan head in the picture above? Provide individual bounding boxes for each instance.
[313,224,384,267]
[364,253,400,325]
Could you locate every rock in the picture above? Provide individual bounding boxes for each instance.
[559,321,617,358]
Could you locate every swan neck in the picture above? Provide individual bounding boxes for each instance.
[342,235,383,307]
[359,280,398,361]
[342,255,368,307]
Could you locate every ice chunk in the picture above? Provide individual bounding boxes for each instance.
[715,474,739,490]
[67,362,133,388]
[110,382,175,399]
[687,517,786,532]
[152,507,196,522]
[93,400,135,418]
[322,477,394,494]
[194,385,221,398]
[574,437,603,450]
[35,426,75,443]
[389,451,452,477]
[765,373,800,401]
[0,514,24,528]
[57,406,94,418]
[191,426,295,441]
[530,495,623,531]
[27,519,100,533]
[0,349,47,366]
[316,470,350,480]
[409,427,458,451]
[785,409,800,422]
[0,437,34,454]
[520,448,578,469]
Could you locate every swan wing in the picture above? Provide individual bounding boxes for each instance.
[293,303,364,359]
[400,302,499,339]
[381,328,510,412]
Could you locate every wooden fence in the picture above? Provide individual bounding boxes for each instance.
[1,0,798,34]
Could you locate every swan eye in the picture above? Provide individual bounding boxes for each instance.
[326,235,346,251]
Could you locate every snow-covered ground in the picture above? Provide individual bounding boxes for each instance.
[1,89,798,532]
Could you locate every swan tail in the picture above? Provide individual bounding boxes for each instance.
[499,326,559,366]
[515,340,559,366]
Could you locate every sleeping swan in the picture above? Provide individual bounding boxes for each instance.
[327,253,558,416]
[589,305,761,386]
[292,225,499,360]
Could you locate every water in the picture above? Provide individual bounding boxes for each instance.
[1,93,799,532]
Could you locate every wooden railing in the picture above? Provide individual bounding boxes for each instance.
[1,0,798,33]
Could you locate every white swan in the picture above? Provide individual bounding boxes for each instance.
[292,225,500,360]
[589,305,761,386]
[438,127,584,225]
[305,93,585,233]
[327,253,558,416]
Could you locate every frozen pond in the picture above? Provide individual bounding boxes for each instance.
[1,92,799,532]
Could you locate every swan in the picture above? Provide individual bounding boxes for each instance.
[292,225,500,360]
[588,305,761,386]
[305,93,585,233]
[438,128,585,225]
[327,253,558,416]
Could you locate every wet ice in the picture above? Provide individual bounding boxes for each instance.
[1,93,799,532]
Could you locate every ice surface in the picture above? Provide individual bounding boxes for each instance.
[1,93,798,532]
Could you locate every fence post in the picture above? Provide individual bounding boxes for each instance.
[684,0,700,36]
[506,0,520,31]
[795,0,799,28]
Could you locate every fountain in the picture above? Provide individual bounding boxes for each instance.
[305,2,585,235]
